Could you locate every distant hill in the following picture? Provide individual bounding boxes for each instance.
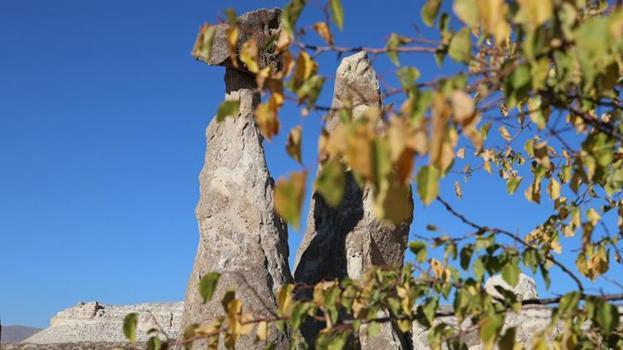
[1,325,42,343]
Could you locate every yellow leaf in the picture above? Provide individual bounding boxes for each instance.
[548,179,561,200]
[430,258,450,281]
[483,160,492,174]
[240,38,259,73]
[499,126,512,142]
[194,319,221,336]
[464,123,484,151]
[192,24,216,62]
[453,0,478,27]
[587,208,601,225]
[226,26,239,68]
[276,30,292,52]
[450,91,475,126]
[524,180,541,204]
[388,117,407,162]
[345,120,375,180]
[456,147,465,159]
[255,66,271,90]
[515,0,553,30]
[408,128,429,155]
[430,94,456,172]
[476,0,511,46]
[225,298,242,335]
[238,313,254,335]
[313,22,334,45]
[294,51,317,85]
[551,239,562,254]
[255,93,283,140]
[286,125,303,163]
[256,321,269,341]
[277,284,294,316]
[274,171,307,228]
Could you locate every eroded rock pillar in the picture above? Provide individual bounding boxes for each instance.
[293,52,413,349]
[181,8,291,350]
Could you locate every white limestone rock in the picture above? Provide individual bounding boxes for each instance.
[22,301,182,344]
[485,273,538,301]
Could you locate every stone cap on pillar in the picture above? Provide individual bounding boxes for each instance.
[192,8,282,73]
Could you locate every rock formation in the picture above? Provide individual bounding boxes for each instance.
[21,301,182,344]
[293,51,414,349]
[412,274,558,349]
[485,273,537,301]
[181,8,291,350]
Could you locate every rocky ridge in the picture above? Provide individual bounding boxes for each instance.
[21,301,182,344]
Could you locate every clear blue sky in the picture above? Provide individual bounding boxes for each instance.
[1,0,620,328]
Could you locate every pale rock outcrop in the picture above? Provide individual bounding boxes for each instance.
[411,274,560,349]
[181,8,291,350]
[485,273,537,301]
[293,51,413,349]
[22,301,182,344]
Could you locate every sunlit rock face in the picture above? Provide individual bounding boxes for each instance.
[293,51,413,350]
[22,301,182,344]
[485,273,538,301]
[411,274,568,350]
[181,8,291,350]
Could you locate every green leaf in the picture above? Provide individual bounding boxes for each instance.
[146,336,162,350]
[199,272,221,303]
[386,33,408,66]
[216,100,240,122]
[595,301,620,335]
[397,67,421,89]
[123,313,138,343]
[558,291,581,316]
[480,314,504,345]
[316,159,346,208]
[290,302,312,330]
[296,75,325,108]
[281,0,306,34]
[473,257,485,281]
[274,171,307,228]
[460,244,474,270]
[506,176,522,195]
[448,28,472,63]
[326,332,348,350]
[421,0,442,27]
[417,165,440,205]
[501,262,520,287]
[330,0,344,31]
[420,298,439,325]
[409,241,428,263]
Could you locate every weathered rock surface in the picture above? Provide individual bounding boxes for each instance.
[411,274,579,349]
[293,51,413,349]
[485,273,537,301]
[193,8,281,72]
[181,8,291,350]
[21,301,182,344]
